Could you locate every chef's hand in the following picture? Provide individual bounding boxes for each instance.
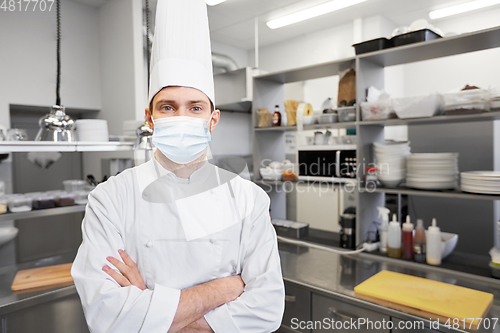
[102,249,147,291]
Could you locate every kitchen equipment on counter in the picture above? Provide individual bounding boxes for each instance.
[321,97,336,114]
[392,93,444,119]
[338,106,356,122]
[406,153,458,190]
[461,171,500,194]
[11,263,73,292]
[443,88,489,115]
[354,270,493,330]
[35,106,75,142]
[298,145,357,180]
[391,29,441,47]
[361,99,394,120]
[339,213,356,249]
[7,195,32,213]
[7,129,29,141]
[374,141,410,188]
[313,131,324,145]
[272,219,309,239]
[352,37,392,55]
[75,119,109,142]
[63,180,86,192]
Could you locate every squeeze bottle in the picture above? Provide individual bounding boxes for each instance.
[387,214,402,259]
[413,219,426,263]
[401,216,414,261]
[426,218,442,266]
[377,207,390,253]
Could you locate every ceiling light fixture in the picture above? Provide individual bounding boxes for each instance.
[206,0,227,6]
[429,0,500,19]
[267,0,368,29]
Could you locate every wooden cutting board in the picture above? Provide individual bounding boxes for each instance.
[354,270,493,330]
[11,263,73,292]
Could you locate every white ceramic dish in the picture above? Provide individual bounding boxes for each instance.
[393,93,444,119]
[0,227,19,247]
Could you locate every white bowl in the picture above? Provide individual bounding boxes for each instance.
[423,231,458,259]
[0,226,19,247]
[302,116,314,125]
[379,178,403,188]
[260,168,282,181]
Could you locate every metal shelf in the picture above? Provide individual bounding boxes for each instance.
[254,57,355,84]
[359,110,500,127]
[358,25,500,67]
[303,122,357,130]
[254,126,297,132]
[0,205,86,222]
[372,187,500,201]
[0,141,134,153]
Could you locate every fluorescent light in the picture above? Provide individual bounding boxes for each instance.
[206,0,227,6]
[429,0,500,19]
[267,0,368,29]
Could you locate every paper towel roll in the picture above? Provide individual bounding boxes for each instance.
[297,103,313,116]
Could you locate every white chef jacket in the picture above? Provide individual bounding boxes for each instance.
[71,157,285,333]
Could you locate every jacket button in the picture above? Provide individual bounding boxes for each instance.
[209,239,215,244]
[146,240,153,248]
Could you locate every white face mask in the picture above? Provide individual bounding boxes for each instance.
[152,115,213,164]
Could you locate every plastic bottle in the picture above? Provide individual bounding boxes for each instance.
[387,214,401,258]
[401,216,414,261]
[413,219,426,263]
[377,207,390,253]
[426,218,442,266]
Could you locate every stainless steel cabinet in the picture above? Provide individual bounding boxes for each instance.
[311,293,390,333]
[1,294,89,333]
[281,281,312,333]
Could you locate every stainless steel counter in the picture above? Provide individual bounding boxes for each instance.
[279,242,500,333]
[0,252,77,316]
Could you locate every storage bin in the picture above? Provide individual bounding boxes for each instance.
[391,29,441,47]
[361,100,394,120]
[7,195,32,213]
[63,180,86,193]
[54,192,75,207]
[318,114,338,124]
[338,106,356,122]
[353,37,392,55]
[393,93,443,119]
[74,191,90,205]
[32,194,56,210]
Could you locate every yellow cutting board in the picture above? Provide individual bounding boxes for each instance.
[354,271,493,330]
[11,263,73,292]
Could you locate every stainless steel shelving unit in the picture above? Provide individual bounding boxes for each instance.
[252,24,500,243]
[0,141,133,153]
[0,205,86,223]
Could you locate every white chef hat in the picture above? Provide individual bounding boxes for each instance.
[149,0,214,106]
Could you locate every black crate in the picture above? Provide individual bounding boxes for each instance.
[352,37,392,55]
[391,28,442,47]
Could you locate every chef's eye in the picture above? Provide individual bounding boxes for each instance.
[161,105,174,111]
[192,106,202,111]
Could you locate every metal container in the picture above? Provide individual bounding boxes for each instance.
[339,213,356,249]
[35,105,75,142]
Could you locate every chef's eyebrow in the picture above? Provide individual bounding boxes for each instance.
[155,99,208,106]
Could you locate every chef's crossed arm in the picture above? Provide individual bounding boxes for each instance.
[71,177,285,333]
[103,249,244,332]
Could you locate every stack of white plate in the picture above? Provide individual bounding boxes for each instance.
[374,141,410,188]
[123,120,144,138]
[461,171,500,195]
[406,153,458,190]
[75,119,109,142]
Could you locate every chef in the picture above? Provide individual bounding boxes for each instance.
[70,0,285,332]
